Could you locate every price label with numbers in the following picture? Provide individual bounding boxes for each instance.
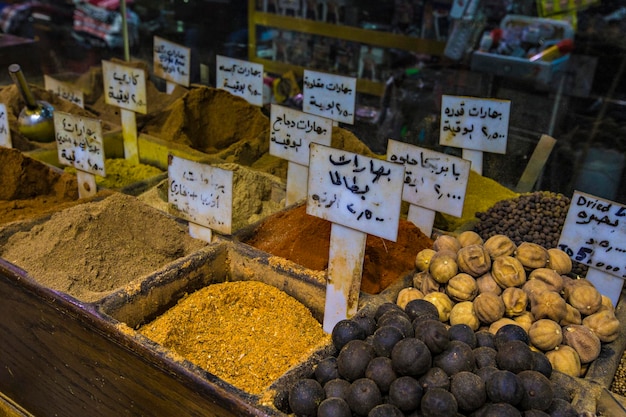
[558,191,626,279]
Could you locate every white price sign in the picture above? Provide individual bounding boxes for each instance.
[102,60,147,114]
[54,111,105,176]
[153,36,190,87]
[269,105,332,166]
[303,70,356,125]
[439,95,510,154]
[168,155,233,235]
[216,55,263,107]
[0,104,10,148]
[307,143,404,241]
[44,75,84,108]
[558,191,626,280]
[387,139,471,217]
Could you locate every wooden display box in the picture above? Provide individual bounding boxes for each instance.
[0,240,377,416]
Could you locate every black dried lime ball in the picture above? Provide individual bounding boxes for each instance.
[324,378,351,400]
[420,387,458,417]
[523,409,551,417]
[378,311,414,338]
[365,356,397,394]
[337,340,376,382]
[496,340,534,374]
[391,337,432,377]
[388,375,423,413]
[272,389,291,414]
[448,323,477,348]
[479,401,522,416]
[332,319,366,351]
[450,371,486,413]
[316,397,351,417]
[372,325,405,358]
[314,356,339,386]
[546,398,578,417]
[288,378,325,417]
[476,329,496,348]
[418,366,450,392]
[475,365,499,382]
[367,403,404,417]
[433,340,475,376]
[404,298,440,322]
[530,350,553,379]
[375,302,405,321]
[474,346,498,369]
[346,378,383,417]
[485,369,524,405]
[413,319,450,355]
[494,324,530,350]
[517,370,554,411]
[352,314,377,337]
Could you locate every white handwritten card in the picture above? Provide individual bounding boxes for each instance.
[0,104,10,148]
[102,60,147,114]
[387,139,471,217]
[216,55,263,107]
[153,36,190,88]
[303,70,356,125]
[54,111,105,176]
[307,143,404,241]
[439,95,510,154]
[168,155,233,235]
[270,105,332,166]
[44,75,84,109]
[558,191,626,280]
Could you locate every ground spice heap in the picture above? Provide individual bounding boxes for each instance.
[244,204,434,294]
[139,280,329,395]
[0,192,206,302]
[0,147,81,225]
[66,158,164,190]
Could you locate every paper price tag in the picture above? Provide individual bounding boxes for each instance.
[270,105,332,166]
[54,111,105,176]
[558,191,626,280]
[153,36,190,88]
[387,139,470,217]
[168,155,233,235]
[44,75,84,108]
[439,95,510,154]
[307,143,404,241]
[0,104,10,148]
[216,55,263,107]
[302,70,356,125]
[102,60,147,114]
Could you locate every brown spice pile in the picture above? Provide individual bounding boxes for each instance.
[244,204,434,294]
[0,192,206,302]
[139,280,329,395]
[0,147,82,225]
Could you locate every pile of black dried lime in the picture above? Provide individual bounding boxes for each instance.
[277,300,579,417]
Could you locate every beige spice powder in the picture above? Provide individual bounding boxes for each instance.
[139,280,330,395]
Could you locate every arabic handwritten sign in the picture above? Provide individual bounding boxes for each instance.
[216,55,263,107]
[102,60,147,114]
[53,111,105,176]
[387,139,470,217]
[44,75,84,109]
[168,155,233,235]
[558,191,626,280]
[439,95,510,154]
[0,104,10,148]
[303,70,356,125]
[307,143,404,241]
[153,36,190,87]
[270,105,332,166]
